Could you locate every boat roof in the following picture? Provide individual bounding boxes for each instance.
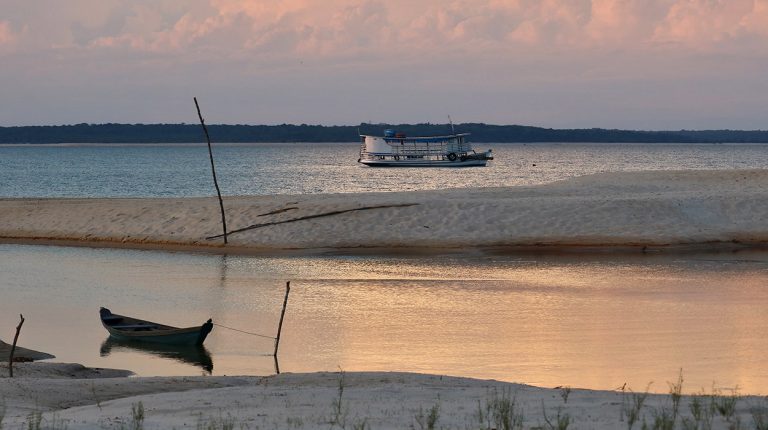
[360,133,470,139]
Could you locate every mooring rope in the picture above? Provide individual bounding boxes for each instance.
[213,323,275,340]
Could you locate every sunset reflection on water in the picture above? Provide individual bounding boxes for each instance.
[2,244,767,394]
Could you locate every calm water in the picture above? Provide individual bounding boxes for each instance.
[2,244,767,393]
[0,142,766,197]
[2,143,768,393]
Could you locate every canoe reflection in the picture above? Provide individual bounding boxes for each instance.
[100,338,213,373]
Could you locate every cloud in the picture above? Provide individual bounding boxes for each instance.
[653,0,768,49]
[5,0,768,57]
[0,20,17,48]
[2,0,768,127]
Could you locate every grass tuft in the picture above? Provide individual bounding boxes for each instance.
[682,392,716,430]
[714,386,740,421]
[414,403,440,430]
[476,388,523,430]
[130,401,145,430]
[541,400,570,430]
[25,410,42,430]
[621,383,652,430]
[669,369,684,423]
[196,410,237,430]
[751,399,768,430]
[329,369,348,428]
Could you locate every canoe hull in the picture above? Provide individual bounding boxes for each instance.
[100,308,213,346]
[103,325,211,345]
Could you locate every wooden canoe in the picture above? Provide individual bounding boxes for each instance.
[99,307,213,346]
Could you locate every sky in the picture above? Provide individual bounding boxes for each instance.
[1,0,767,129]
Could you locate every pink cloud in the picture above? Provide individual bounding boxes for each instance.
[0,21,16,46]
[585,0,673,45]
[653,0,764,47]
[8,1,768,58]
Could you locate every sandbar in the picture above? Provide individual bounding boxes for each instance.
[1,169,767,255]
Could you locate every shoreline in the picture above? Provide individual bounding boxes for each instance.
[3,235,768,257]
[1,169,767,255]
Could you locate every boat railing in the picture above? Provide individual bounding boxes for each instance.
[388,143,467,156]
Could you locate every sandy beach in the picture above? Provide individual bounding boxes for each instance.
[1,169,767,254]
[1,363,763,429]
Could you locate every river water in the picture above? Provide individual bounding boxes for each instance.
[1,143,767,394]
[1,142,766,197]
[2,244,767,393]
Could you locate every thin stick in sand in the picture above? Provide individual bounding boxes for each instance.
[271,281,291,374]
[8,313,25,377]
[194,97,228,245]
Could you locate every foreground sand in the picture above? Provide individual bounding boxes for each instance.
[0,363,763,429]
[1,169,768,253]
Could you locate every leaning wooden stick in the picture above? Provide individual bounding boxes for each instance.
[194,97,228,244]
[274,282,291,358]
[8,313,25,378]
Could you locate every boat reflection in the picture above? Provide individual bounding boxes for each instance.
[100,338,213,374]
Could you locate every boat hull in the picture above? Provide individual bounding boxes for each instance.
[102,325,211,345]
[100,308,213,346]
[359,159,488,167]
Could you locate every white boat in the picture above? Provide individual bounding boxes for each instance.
[358,130,493,167]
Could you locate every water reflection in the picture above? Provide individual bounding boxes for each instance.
[100,338,214,374]
[3,244,768,393]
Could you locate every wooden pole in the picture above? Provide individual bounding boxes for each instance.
[273,282,291,358]
[8,314,25,378]
[194,97,228,244]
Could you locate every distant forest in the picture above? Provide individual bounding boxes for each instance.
[1,123,768,144]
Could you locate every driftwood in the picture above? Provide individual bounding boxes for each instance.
[194,97,228,244]
[257,207,298,217]
[8,314,24,377]
[206,203,419,240]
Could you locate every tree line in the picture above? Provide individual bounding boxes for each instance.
[1,123,767,143]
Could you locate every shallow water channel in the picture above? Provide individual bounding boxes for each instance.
[2,244,767,394]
